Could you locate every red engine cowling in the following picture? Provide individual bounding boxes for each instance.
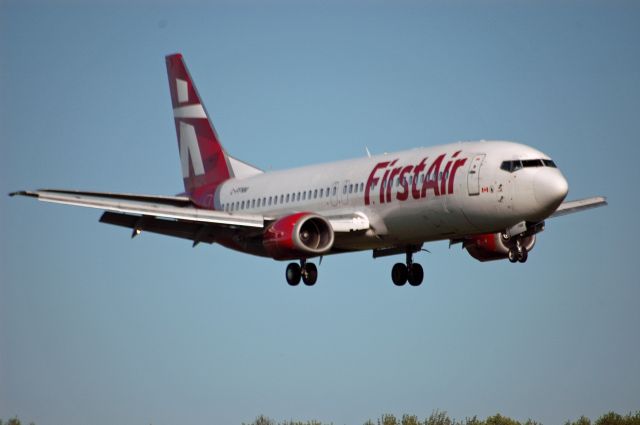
[464,233,536,262]
[263,212,335,260]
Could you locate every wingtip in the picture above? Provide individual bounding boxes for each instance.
[8,190,38,198]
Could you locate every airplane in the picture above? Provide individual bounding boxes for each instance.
[10,53,607,287]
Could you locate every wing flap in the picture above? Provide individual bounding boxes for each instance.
[11,189,264,228]
[550,196,608,218]
[100,212,217,244]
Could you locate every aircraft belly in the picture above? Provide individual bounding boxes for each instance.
[380,198,473,242]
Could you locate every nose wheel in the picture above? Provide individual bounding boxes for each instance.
[507,238,529,263]
[391,250,424,286]
[286,260,318,286]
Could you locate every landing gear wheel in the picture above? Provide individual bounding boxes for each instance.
[391,263,408,286]
[286,263,301,286]
[517,249,528,263]
[407,263,424,286]
[508,249,518,263]
[302,262,318,286]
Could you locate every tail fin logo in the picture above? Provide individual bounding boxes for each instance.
[173,77,206,178]
[179,122,205,177]
[166,53,233,201]
[176,78,189,103]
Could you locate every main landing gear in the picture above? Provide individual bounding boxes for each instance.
[285,259,318,286]
[391,250,424,286]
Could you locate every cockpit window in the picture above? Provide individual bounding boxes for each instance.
[500,158,556,172]
[500,160,522,172]
[521,159,544,168]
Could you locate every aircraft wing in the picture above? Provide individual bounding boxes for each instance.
[550,196,608,218]
[10,189,370,245]
[10,189,264,227]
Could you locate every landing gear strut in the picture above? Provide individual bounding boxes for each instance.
[507,237,529,263]
[286,259,318,286]
[391,250,424,286]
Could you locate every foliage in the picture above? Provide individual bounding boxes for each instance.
[4,410,640,425]
[240,411,640,425]
[0,418,35,425]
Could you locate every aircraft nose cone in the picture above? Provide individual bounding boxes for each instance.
[534,170,568,214]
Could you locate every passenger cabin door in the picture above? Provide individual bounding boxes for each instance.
[467,154,485,196]
[341,179,351,206]
[330,181,340,207]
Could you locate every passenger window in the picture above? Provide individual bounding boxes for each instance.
[268,196,272,206]
[296,192,300,201]
[286,194,290,203]
[332,187,337,196]
[314,189,318,199]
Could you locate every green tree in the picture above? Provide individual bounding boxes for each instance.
[565,415,592,425]
[400,414,420,425]
[425,410,455,425]
[380,414,399,425]
[485,414,520,425]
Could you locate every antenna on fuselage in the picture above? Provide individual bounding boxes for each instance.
[365,146,372,158]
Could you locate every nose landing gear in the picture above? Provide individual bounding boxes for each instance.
[285,259,318,286]
[504,234,529,264]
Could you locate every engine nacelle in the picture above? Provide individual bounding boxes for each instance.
[263,212,335,260]
[464,232,536,262]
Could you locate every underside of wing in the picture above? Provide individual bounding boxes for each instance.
[550,196,608,218]
[9,189,264,228]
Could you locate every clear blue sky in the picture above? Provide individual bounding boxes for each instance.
[1,1,638,424]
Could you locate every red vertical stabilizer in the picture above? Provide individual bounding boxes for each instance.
[165,53,232,209]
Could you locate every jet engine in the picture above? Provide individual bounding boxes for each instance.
[464,232,536,262]
[263,212,335,260]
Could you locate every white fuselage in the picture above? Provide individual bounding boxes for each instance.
[216,140,568,252]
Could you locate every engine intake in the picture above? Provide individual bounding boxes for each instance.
[263,212,335,260]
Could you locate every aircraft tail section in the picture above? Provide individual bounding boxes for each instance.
[166,53,233,207]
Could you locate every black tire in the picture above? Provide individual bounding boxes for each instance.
[286,263,301,286]
[302,262,318,286]
[391,263,408,286]
[407,263,424,286]
[518,249,528,263]
[508,250,518,263]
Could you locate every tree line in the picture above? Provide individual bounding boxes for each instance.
[2,410,639,425]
